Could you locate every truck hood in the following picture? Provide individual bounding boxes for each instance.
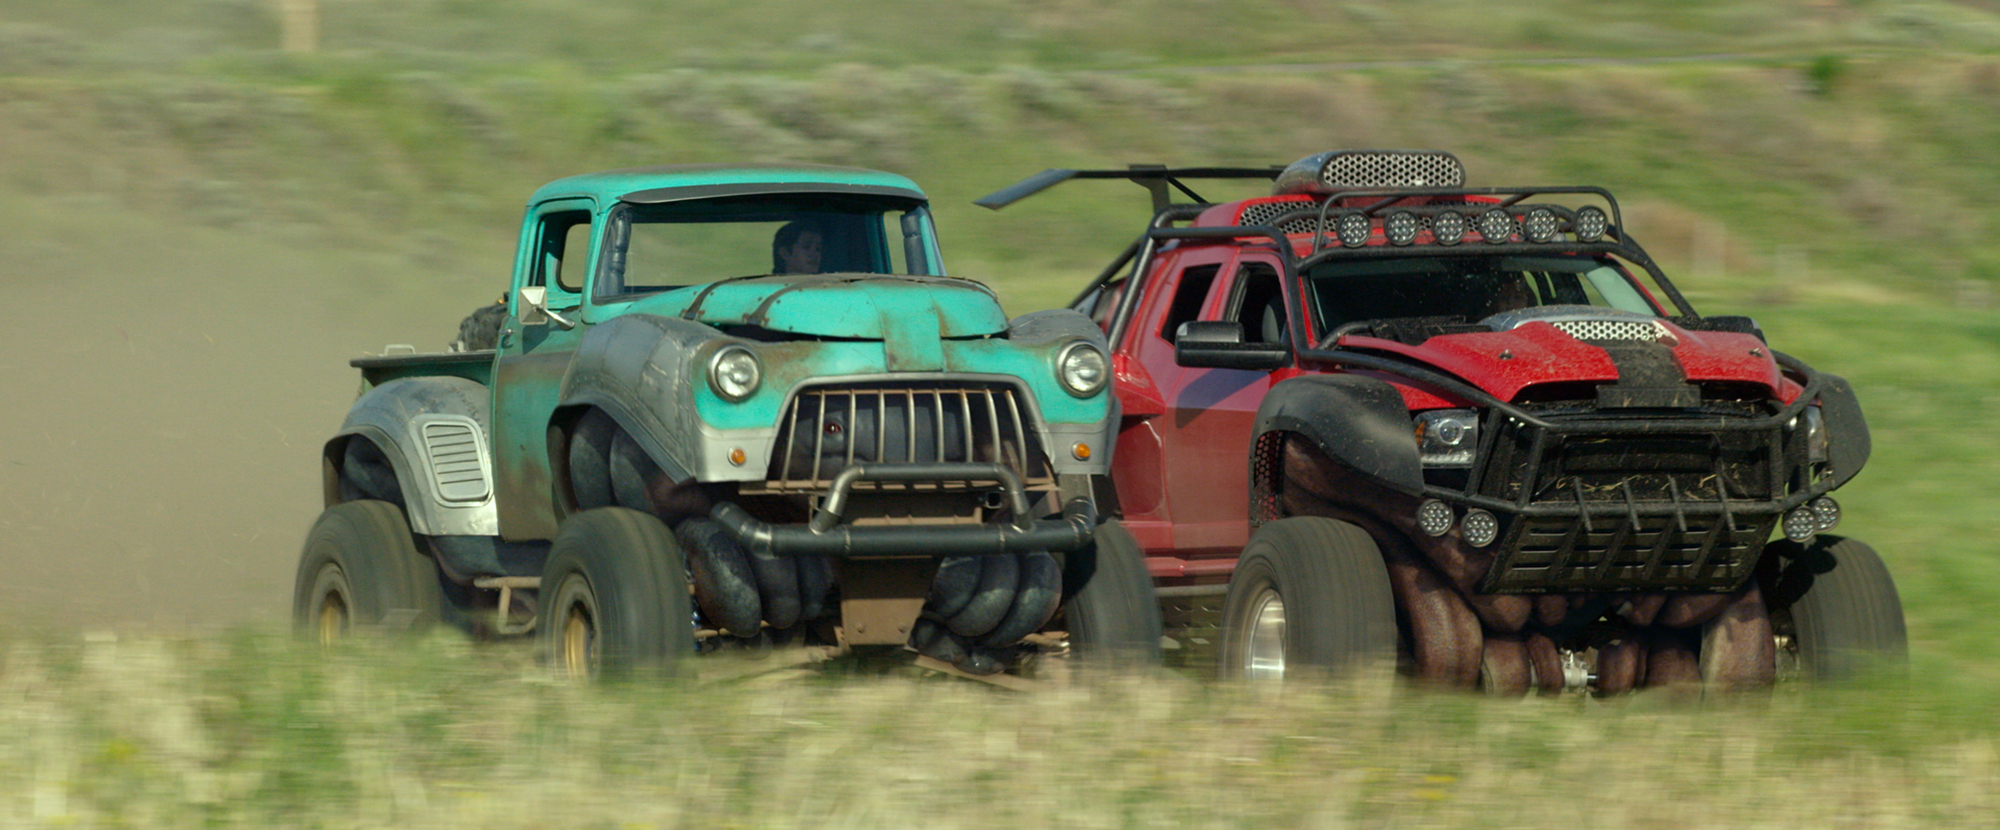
[1347,310,1788,404]
[626,274,1009,340]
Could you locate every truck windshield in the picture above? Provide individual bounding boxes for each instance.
[1302,253,1661,332]
[595,196,942,298]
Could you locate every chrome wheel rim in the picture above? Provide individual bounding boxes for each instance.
[1244,588,1287,680]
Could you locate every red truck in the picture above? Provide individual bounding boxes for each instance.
[980,150,1904,693]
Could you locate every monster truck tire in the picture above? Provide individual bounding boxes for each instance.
[539,507,694,678]
[981,552,1064,648]
[293,500,440,643]
[1060,520,1165,665]
[1219,517,1397,681]
[567,410,617,511]
[926,555,983,621]
[797,554,833,623]
[1766,535,1907,681]
[675,517,765,636]
[946,553,1018,638]
[339,439,404,505]
[609,430,661,513]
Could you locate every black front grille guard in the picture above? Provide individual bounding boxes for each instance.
[1303,346,1833,507]
[711,463,1099,558]
[1299,347,1839,593]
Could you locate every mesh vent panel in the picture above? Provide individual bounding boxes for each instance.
[1250,431,1286,525]
[1234,200,1319,235]
[1323,151,1466,189]
[1554,319,1666,342]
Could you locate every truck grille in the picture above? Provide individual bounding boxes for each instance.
[1473,411,1787,593]
[766,382,1052,491]
[1483,427,1777,505]
[1483,513,1775,593]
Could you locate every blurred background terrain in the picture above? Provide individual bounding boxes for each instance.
[4,1,2000,825]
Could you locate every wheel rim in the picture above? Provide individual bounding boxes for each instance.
[312,565,350,646]
[1243,587,1287,680]
[557,597,597,678]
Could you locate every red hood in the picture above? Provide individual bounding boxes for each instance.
[1345,319,1791,404]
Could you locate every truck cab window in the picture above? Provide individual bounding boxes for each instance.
[536,209,591,296]
[1227,262,1287,345]
[1159,264,1221,343]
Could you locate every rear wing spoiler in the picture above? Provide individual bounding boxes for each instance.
[975,164,1284,213]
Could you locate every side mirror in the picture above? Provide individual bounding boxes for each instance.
[515,286,575,330]
[1174,321,1290,371]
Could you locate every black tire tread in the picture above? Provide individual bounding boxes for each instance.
[1219,516,1397,680]
[292,499,439,633]
[1063,521,1165,664]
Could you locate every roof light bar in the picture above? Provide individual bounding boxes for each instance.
[1572,205,1609,242]
[1432,211,1468,246]
[1335,212,1372,247]
[1384,211,1421,246]
[1478,208,1517,244]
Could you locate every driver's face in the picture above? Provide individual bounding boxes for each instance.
[779,230,823,274]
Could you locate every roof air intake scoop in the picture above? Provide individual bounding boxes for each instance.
[1273,150,1467,196]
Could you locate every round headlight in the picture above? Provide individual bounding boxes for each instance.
[1572,206,1608,242]
[1432,210,1467,246]
[1335,212,1372,248]
[708,344,762,402]
[1384,211,1421,246]
[1810,496,1841,532]
[1416,500,1453,537]
[1461,509,1500,547]
[1478,208,1517,244]
[1523,208,1560,243]
[1057,341,1109,397]
[1782,506,1819,543]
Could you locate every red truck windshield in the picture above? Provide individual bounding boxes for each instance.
[1303,253,1660,333]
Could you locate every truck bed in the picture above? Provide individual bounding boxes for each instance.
[351,349,495,390]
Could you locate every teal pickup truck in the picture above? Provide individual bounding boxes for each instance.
[296,163,1162,678]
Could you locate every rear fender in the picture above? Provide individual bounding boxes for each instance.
[326,375,498,536]
[1252,374,1423,497]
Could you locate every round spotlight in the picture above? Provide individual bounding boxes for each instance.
[1572,206,1608,242]
[1461,509,1501,548]
[1431,210,1467,246]
[1478,208,1517,244]
[1416,500,1453,537]
[1810,496,1841,532]
[1782,506,1819,543]
[1384,211,1421,246]
[1523,207,1560,243]
[1336,212,1372,248]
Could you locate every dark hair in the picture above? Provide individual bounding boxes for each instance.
[771,219,821,273]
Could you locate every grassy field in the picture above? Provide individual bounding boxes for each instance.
[1,631,1994,829]
[3,0,1999,825]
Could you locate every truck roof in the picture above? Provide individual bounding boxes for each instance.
[528,163,929,207]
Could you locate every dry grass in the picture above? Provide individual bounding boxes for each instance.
[1,630,1994,829]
